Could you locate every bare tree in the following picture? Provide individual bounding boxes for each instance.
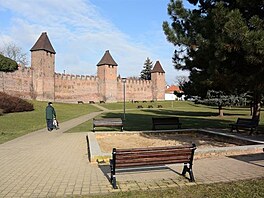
[174,75,189,87]
[0,42,28,66]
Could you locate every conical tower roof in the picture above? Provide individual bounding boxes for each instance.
[151,61,165,73]
[97,50,118,66]
[30,32,56,54]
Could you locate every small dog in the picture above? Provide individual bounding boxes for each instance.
[53,118,59,129]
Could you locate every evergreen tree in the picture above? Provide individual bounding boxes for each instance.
[140,57,153,80]
[163,0,264,118]
[0,54,18,72]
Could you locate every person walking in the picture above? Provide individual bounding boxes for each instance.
[46,102,56,131]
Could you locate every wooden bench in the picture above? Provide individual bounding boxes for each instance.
[77,101,84,104]
[137,105,143,109]
[230,118,259,135]
[110,144,196,189]
[89,101,95,104]
[92,118,123,132]
[152,117,182,130]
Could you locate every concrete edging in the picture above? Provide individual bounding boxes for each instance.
[87,129,264,163]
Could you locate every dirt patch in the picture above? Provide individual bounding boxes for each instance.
[96,132,238,153]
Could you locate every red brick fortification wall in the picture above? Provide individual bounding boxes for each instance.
[54,73,100,103]
[0,66,33,99]
[117,78,153,101]
[151,72,165,101]
[31,50,55,101]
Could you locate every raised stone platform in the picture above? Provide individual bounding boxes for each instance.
[87,129,264,163]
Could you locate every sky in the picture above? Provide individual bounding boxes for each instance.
[0,0,196,85]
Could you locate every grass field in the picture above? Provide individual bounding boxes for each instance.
[88,178,264,198]
[1,100,263,142]
[0,100,100,144]
[67,101,264,132]
[0,100,263,197]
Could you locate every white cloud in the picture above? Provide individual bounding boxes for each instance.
[0,0,189,84]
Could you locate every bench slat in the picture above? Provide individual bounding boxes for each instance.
[116,151,192,160]
[116,155,191,164]
[152,117,182,130]
[92,118,123,132]
[230,118,259,135]
[115,145,193,153]
[116,158,191,168]
[110,144,196,189]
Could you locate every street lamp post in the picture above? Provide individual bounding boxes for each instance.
[122,78,127,121]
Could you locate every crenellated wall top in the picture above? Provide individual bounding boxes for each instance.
[117,77,152,85]
[55,73,98,81]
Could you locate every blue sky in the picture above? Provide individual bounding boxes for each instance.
[0,0,195,84]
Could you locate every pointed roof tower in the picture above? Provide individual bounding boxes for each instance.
[97,50,118,66]
[151,61,165,73]
[30,32,56,54]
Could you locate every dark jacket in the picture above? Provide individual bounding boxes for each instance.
[46,105,56,120]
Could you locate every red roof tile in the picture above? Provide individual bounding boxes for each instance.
[165,85,182,93]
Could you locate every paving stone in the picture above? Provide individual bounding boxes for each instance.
[0,110,263,197]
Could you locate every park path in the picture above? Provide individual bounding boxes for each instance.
[0,104,264,197]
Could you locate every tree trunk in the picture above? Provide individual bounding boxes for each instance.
[252,92,261,120]
[218,105,224,117]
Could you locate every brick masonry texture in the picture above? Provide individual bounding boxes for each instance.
[0,32,166,103]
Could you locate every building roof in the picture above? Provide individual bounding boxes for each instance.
[165,85,182,93]
[30,32,56,54]
[97,50,118,66]
[151,61,165,73]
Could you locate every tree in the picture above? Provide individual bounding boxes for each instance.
[163,0,264,119]
[140,57,153,80]
[0,54,18,72]
[0,42,28,66]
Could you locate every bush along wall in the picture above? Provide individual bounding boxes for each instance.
[0,92,34,113]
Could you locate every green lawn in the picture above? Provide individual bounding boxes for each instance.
[1,100,263,142]
[0,100,101,144]
[88,178,264,198]
[67,101,264,132]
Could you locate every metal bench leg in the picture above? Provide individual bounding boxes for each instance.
[182,163,188,176]
[182,163,195,182]
[110,160,117,188]
[110,149,118,189]
[189,168,195,182]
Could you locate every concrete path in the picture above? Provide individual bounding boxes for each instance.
[0,109,264,197]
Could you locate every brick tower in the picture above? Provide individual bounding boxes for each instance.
[30,32,56,101]
[97,50,118,102]
[151,61,165,100]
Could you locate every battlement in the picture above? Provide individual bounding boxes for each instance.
[117,77,152,85]
[2,66,32,77]
[55,73,98,81]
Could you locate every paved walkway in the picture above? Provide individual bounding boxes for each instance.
[0,108,264,197]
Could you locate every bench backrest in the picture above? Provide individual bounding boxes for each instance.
[152,117,180,124]
[236,118,259,126]
[112,144,196,168]
[93,118,123,125]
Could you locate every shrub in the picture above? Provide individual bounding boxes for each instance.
[0,92,34,113]
[0,54,18,72]
[0,108,3,116]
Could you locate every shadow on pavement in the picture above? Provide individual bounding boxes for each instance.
[228,153,264,168]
